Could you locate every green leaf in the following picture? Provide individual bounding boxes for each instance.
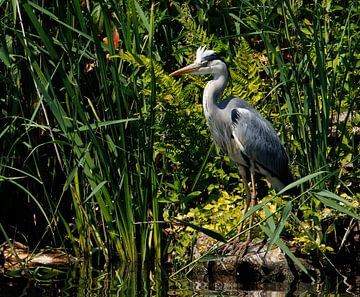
[314,190,355,208]
[83,180,108,203]
[241,201,265,222]
[314,194,360,220]
[23,3,58,60]
[267,202,292,253]
[264,205,276,232]
[77,118,139,132]
[0,44,10,67]
[277,171,327,195]
[27,1,93,41]
[133,0,150,33]
[179,191,202,204]
[174,218,227,243]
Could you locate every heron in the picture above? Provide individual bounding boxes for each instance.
[170,46,295,248]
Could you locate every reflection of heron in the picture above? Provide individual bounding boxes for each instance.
[170,46,294,244]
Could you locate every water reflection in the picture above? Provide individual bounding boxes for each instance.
[0,262,357,296]
[169,279,357,296]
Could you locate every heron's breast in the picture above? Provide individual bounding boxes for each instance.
[207,119,248,167]
[226,130,249,167]
[207,119,226,149]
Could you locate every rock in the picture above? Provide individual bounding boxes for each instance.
[190,234,320,289]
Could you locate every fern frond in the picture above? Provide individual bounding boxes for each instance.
[175,3,214,49]
[226,38,267,104]
[112,51,183,99]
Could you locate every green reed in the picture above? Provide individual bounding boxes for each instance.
[0,0,161,265]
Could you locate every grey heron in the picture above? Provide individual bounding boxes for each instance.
[170,46,295,245]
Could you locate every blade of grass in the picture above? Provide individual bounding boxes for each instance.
[266,201,292,253]
[314,193,359,221]
[174,218,227,243]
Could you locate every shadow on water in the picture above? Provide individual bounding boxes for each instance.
[0,261,359,297]
[0,262,166,297]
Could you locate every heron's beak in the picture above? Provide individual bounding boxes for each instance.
[169,63,202,77]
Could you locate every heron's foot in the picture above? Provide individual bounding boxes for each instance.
[217,236,251,258]
[217,236,240,255]
[233,237,252,259]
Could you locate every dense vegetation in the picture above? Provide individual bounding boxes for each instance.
[0,0,359,276]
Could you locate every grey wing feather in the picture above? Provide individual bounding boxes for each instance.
[228,99,292,185]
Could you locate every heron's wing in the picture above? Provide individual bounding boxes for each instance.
[230,106,293,188]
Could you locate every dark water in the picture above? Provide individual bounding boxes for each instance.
[0,264,358,296]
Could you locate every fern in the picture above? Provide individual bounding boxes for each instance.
[226,38,267,105]
[113,51,183,99]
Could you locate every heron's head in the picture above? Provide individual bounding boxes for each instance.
[170,46,227,77]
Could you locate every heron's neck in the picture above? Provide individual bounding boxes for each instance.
[203,72,228,118]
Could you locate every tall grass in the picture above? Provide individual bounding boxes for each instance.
[0,0,162,266]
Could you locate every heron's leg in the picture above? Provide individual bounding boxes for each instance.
[219,165,252,256]
[237,165,251,237]
[245,164,257,244]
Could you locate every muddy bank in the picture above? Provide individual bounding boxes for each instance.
[0,241,75,274]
